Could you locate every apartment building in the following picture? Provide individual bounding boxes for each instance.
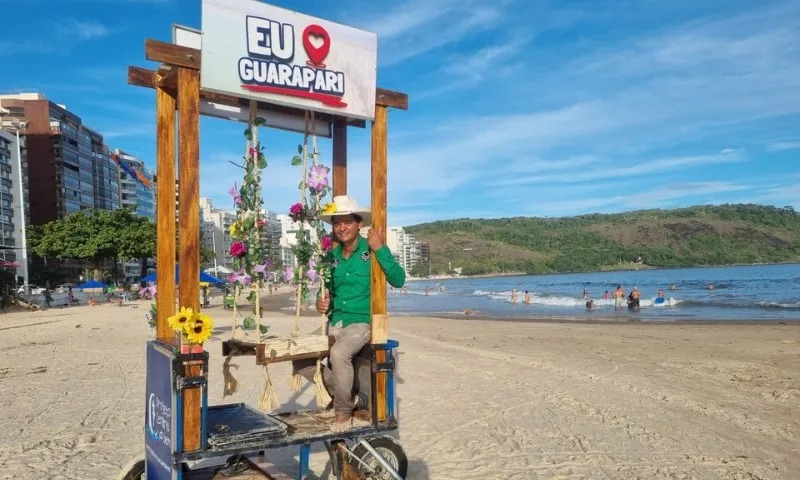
[113,149,155,283]
[277,214,318,269]
[0,130,18,264]
[386,227,422,273]
[0,93,119,224]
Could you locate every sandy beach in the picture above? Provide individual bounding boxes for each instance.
[0,293,798,480]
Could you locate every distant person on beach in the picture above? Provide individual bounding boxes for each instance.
[603,290,610,300]
[425,286,430,296]
[630,287,641,311]
[292,195,406,433]
[655,288,665,305]
[439,285,445,293]
[524,290,531,305]
[511,289,518,303]
[669,283,677,291]
[583,288,589,300]
[586,299,595,311]
[707,282,715,290]
[614,285,625,310]
[402,286,408,294]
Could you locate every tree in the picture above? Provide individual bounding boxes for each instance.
[409,262,430,278]
[29,209,156,282]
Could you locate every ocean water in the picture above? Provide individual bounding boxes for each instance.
[390,264,800,322]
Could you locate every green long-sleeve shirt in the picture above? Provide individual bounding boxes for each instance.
[327,236,406,327]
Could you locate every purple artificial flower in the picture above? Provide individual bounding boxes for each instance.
[306,259,318,283]
[248,147,256,157]
[254,260,270,279]
[141,281,157,298]
[228,182,242,206]
[229,269,252,286]
[307,165,329,192]
[284,267,294,283]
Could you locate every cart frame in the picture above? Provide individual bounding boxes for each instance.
[125,4,408,478]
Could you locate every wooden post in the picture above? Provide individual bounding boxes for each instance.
[332,120,347,196]
[370,105,389,422]
[177,66,202,452]
[155,80,176,344]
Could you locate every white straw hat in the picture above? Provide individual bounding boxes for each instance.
[320,195,371,225]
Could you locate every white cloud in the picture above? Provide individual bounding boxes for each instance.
[0,18,112,55]
[767,141,800,152]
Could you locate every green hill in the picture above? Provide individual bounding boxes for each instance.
[405,204,800,276]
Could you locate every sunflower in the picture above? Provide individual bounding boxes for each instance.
[185,311,214,344]
[167,306,194,332]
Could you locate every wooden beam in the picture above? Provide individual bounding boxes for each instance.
[155,85,176,344]
[376,88,408,110]
[332,120,348,196]
[129,66,366,129]
[177,67,202,453]
[369,105,389,423]
[156,66,178,90]
[145,38,200,70]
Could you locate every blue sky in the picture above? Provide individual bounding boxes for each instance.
[1,0,799,226]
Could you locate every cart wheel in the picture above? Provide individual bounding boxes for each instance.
[116,455,145,480]
[349,436,408,479]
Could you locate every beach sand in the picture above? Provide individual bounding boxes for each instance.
[0,293,798,479]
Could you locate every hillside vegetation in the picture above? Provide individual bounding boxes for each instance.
[405,204,800,275]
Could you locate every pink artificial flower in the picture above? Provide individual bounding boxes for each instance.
[229,241,247,258]
[320,235,333,252]
[289,203,303,215]
[284,267,294,283]
[307,165,329,192]
[228,183,242,206]
[256,218,266,228]
[248,147,256,157]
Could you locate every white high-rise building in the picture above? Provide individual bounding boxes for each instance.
[386,227,421,273]
[277,214,319,269]
[200,197,237,270]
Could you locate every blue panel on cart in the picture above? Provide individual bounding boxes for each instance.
[145,342,176,479]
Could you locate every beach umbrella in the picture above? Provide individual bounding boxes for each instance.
[79,280,109,289]
[139,265,226,285]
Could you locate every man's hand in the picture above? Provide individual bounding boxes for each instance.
[367,227,385,251]
[316,289,330,314]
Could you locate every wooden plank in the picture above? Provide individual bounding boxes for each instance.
[155,84,177,344]
[145,38,201,70]
[332,120,348,196]
[177,67,202,453]
[369,105,389,423]
[128,65,367,128]
[376,88,408,110]
[156,66,178,90]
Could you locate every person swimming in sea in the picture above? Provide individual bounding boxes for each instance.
[655,288,665,305]
[707,282,715,290]
[524,290,531,305]
[669,283,677,291]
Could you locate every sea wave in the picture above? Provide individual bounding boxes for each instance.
[472,290,680,308]
[472,289,800,310]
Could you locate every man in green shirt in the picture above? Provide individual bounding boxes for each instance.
[293,195,405,432]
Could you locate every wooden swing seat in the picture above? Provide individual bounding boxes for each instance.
[222,336,333,365]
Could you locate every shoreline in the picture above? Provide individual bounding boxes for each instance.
[397,311,800,326]
[406,260,800,281]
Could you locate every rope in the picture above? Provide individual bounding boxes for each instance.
[309,111,332,407]
[222,355,239,397]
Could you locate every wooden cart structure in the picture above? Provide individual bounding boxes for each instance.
[119,4,408,478]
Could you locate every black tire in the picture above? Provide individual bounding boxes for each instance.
[116,456,145,480]
[349,436,408,479]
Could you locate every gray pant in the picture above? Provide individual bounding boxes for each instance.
[293,322,371,414]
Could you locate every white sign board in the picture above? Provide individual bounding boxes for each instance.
[201,0,378,121]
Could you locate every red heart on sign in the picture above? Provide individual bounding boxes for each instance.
[303,24,330,68]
